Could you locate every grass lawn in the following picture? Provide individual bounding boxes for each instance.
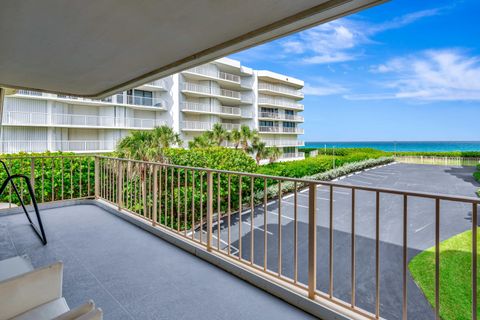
[409,228,479,319]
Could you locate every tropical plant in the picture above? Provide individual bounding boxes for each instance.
[210,123,230,146]
[268,146,282,164]
[239,125,258,152]
[230,128,241,149]
[188,134,215,149]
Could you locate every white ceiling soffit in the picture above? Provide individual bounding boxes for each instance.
[0,0,386,98]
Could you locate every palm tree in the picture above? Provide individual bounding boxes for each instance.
[238,125,259,152]
[268,146,282,164]
[116,130,153,161]
[210,123,229,146]
[188,134,214,148]
[251,140,269,165]
[152,126,182,149]
[230,129,241,149]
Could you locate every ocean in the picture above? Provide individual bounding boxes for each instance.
[303,141,480,152]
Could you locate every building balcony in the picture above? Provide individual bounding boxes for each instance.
[258,112,304,122]
[3,111,164,129]
[181,121,240,131]
[114,94,166,109]
[14,90,167,110]
[258,96,304,110]
[258,82,304,99]
[263,139,305,147]
[258,126,304,134]
[180,102,252,119]
[182,66,241,86]
[180,83,241,104]
[279,151,305,160]
[0,140,116,153]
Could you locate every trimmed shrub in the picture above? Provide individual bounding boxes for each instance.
[257,148,387,178]
[163,147,257,172]
[0,152,95,205]
[253,157,394,202]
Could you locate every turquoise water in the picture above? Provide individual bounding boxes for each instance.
[303,141,480,152]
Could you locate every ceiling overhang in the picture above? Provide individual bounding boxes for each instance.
[0,0,386,98]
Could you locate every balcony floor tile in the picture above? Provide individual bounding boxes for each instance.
[0,205,315,320]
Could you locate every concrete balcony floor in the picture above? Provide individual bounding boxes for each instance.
[0,204,314,320]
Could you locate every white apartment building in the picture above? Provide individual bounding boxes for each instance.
[1,58,304,160]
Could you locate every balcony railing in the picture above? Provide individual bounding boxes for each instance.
[145,79,168,89]
[184,66,241,83]
[259,126,304,134]
[0,154,479,319]
[258,82,303,98]
[259,112,304,122]
[181,121,240,131]
[115,94,165,108]
[0,140,116,154]
[3,111,163,129]
[181,83,241,100]
[15,90,166,108]
[280,152,305,159]
[263,140,305,147]
[258,96,304,110]
[92,156,480,320]
[181,102,247,117]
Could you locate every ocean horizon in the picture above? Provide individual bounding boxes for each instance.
[303,141,480,152]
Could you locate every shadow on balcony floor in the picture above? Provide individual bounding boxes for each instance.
[0,204,315,320]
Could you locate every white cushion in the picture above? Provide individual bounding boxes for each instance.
[11,297,69,320]
[0,261,63,320]
[0,255,33,281]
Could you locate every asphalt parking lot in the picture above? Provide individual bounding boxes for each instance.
[210,163,480,319]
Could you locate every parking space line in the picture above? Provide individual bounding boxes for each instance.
[243,221,273,235]
[258,207,295,221]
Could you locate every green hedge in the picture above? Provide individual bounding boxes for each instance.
[0,152,95,206]
[257,148,387,178]
[254,157,394,201]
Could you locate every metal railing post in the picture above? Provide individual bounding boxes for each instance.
[153,165,158,226]
[30,158,35,204]
[117,160,123,210]
[94,157,99,199]
[206,171,213,252]
[308,182,317,299]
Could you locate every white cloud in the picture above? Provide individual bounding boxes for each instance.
[347,49,480,101]
[276,8,441,65]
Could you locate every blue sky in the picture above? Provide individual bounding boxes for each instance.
[230,0,480,142]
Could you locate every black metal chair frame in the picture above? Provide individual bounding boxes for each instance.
[0,160,47,245]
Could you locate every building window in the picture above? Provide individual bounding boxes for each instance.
[285,110,294,115]
[283,122,295,128]
[259,121,274,127]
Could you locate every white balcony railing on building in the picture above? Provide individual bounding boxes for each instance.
[184,66,241,84]
[258,112,304,122]
[258,96,304,110]
[259,126,304,134]
[15,90,166,109]
[258,82,304,98]
[181,102,243,117]
[0,140,116,153]
[4,111,163,129]
[115,94,165,108]
[181,83,241,100]
[181,121,240,131]
[280,151,305,159]
[263,140,305,147]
